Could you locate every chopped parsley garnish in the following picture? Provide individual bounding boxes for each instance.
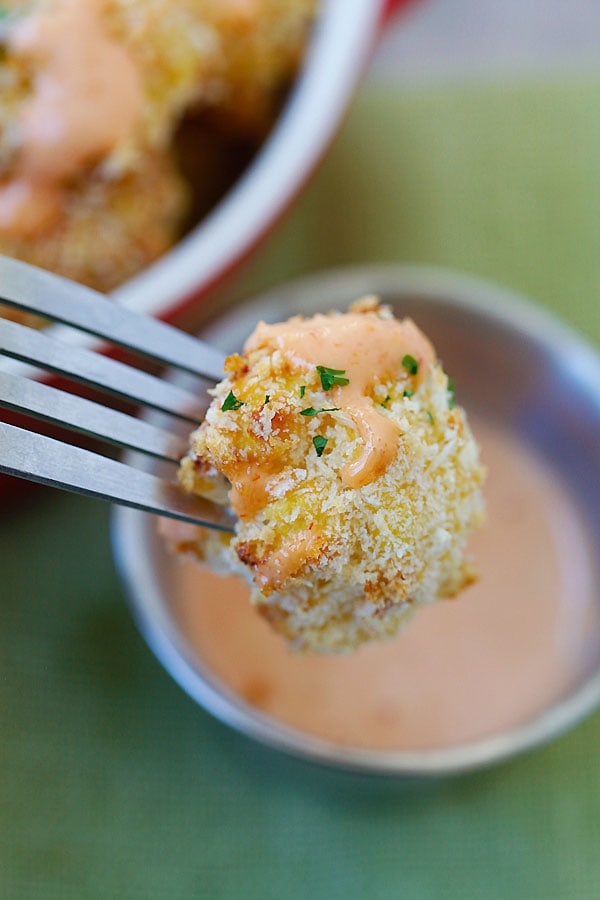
[264,394,270,404]
[299,385,306,399]
[221,390,244,411]
[313,435,328,457]
[316,365,349,391]
[300,406,339,417]
[426,410,434,424]
[381,395,391,408]
[403,389,414,398]
[402,354,419,376]
[447,376,456,409]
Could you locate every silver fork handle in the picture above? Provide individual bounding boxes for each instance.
[0,371,188,462]
[0,421,235,532]
[0,256,226,379]
[1,318,204,423]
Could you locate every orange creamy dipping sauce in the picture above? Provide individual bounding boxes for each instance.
[0,0,143,236]
[172,422,600,750]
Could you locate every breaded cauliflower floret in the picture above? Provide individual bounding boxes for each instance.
[0,0,316,291]
[166,298,486,653]
[0,150,186,299]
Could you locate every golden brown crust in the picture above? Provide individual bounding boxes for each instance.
[167,299,487,653]
[0,0,316,290]
[0,151,187,292]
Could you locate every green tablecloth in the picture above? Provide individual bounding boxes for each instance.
[3,76,600,899]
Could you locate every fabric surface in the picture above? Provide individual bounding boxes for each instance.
[2,76,600,899]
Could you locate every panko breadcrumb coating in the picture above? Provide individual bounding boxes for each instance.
[0,0,316,294]
[165,298,486,653]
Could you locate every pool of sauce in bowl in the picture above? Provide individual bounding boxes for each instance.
[171,422,600,751]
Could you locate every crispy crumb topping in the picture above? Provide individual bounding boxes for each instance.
[168,298,486,652]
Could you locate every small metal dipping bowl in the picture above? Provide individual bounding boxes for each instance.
[112,266,600,777]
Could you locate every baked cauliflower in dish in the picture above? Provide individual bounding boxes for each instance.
[165,298,486,653]
[0,0,316,299]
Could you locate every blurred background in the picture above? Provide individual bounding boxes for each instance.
[2,1,600,897]
[213,0,599,348]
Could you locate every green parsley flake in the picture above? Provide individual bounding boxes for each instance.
[316,365,349,391]
[403,389,414,398]
[447,376,456,409]
[300,406,339,417]
[381,395,391,408]
[402,354,419,376]
[313,435,328,457]
[221,390,244,411]
[264,394,270,404]
[426,410,434,424]
[299,385,306,399]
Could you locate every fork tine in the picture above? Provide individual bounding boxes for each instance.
[0,421,234,531]
[0,371,188,462]
[0,256,226,379]
[1,318,205,422]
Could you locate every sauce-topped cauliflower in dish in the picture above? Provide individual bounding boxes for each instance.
[0,0,315,300]
[164,297,486,653]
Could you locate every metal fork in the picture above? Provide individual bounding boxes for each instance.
[0,256,234,531]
